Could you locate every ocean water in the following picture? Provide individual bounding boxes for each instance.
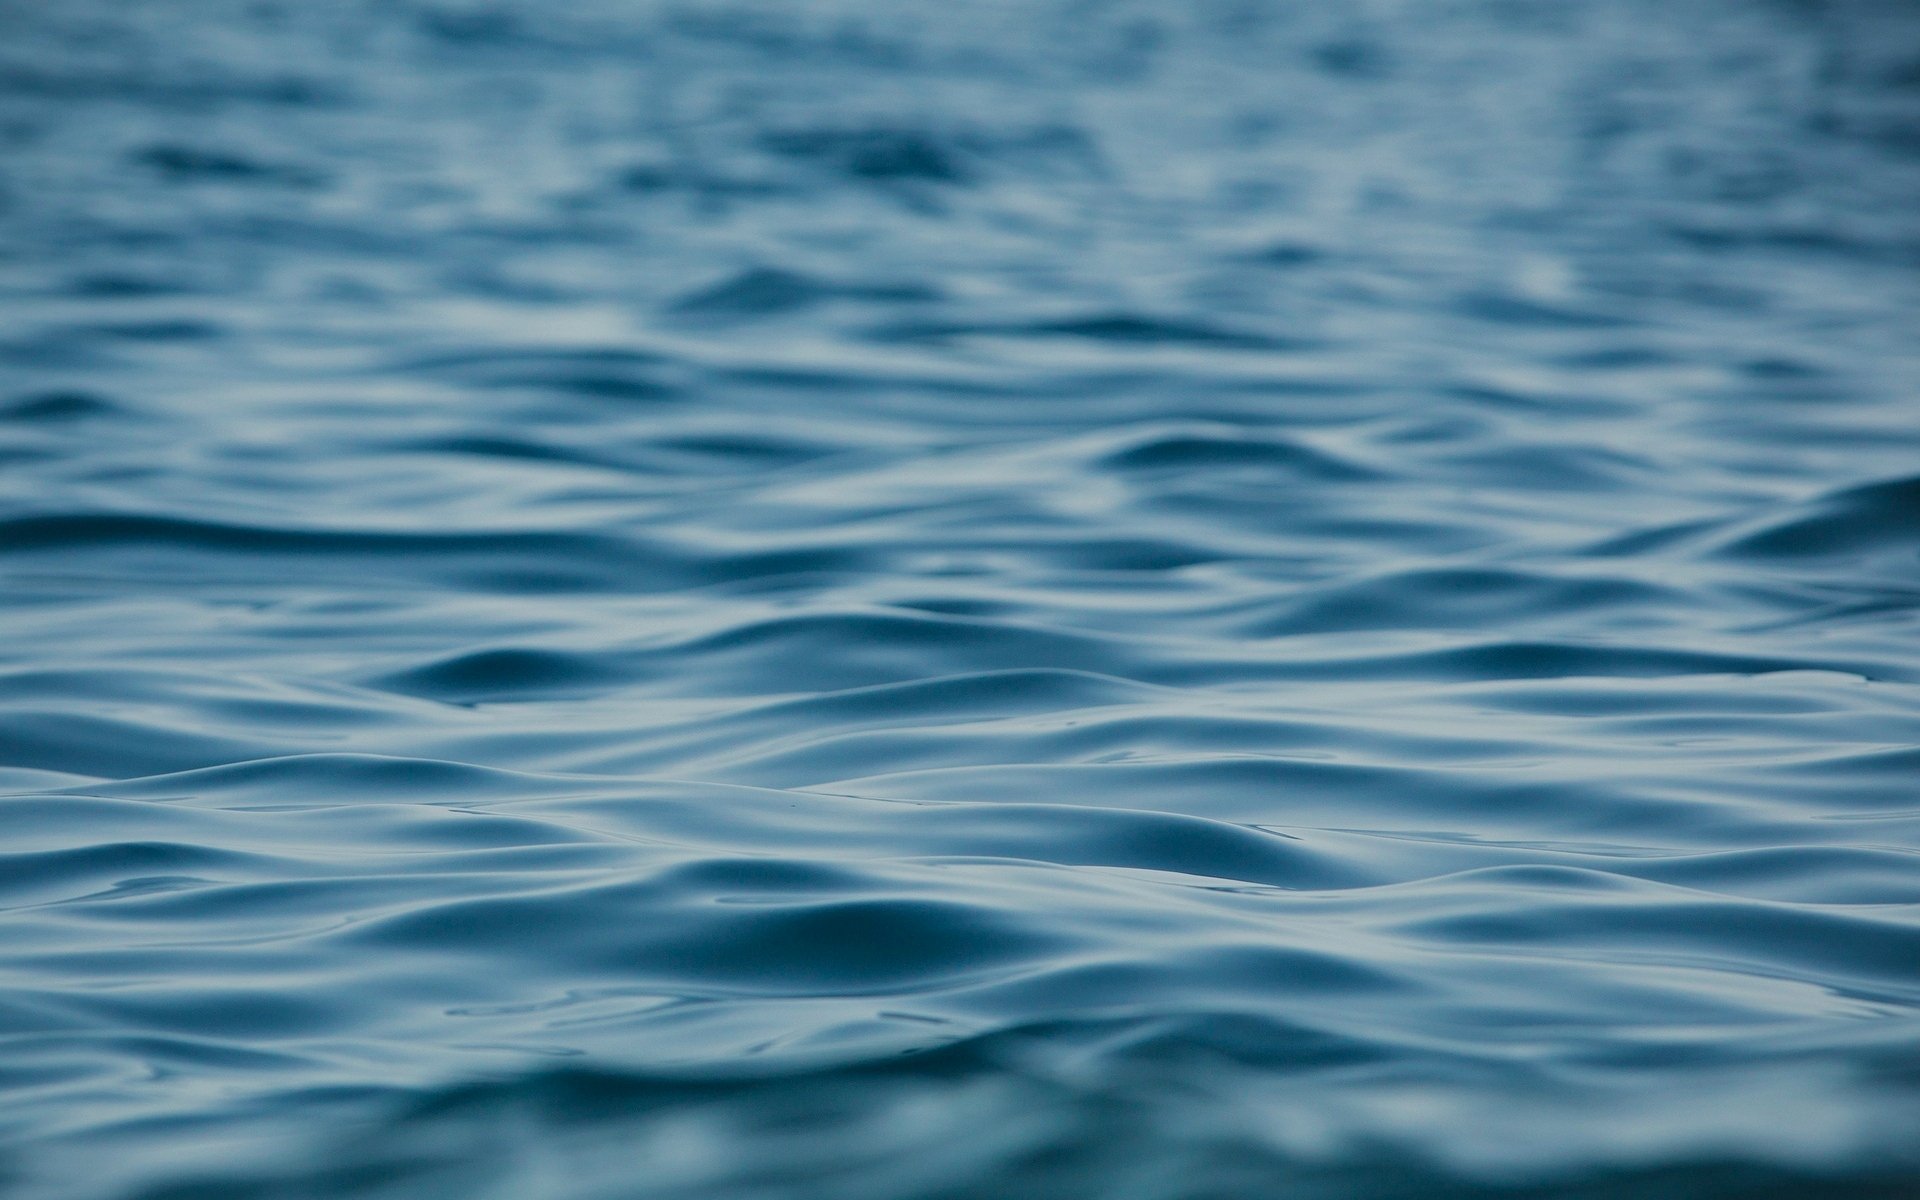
[3,1,1920,1196]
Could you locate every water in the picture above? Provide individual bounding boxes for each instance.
[3,1,1919,1196]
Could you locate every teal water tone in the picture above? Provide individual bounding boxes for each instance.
[4,2,1920,1196]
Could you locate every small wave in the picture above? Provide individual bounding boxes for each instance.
[0,389,131,423]
[668,267,941,321]
[1714,474,1920,570]
[875,312,1311,351]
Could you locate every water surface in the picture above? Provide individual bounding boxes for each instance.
[3,2,1920,1196]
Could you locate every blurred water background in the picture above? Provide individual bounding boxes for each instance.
[3,1,1920,1196]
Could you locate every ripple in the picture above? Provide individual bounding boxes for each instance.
[1716,474,1920,572]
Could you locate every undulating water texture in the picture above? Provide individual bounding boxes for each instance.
[4,1,1920,1196]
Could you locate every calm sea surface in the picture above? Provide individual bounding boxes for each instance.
[3,2,1920,1196]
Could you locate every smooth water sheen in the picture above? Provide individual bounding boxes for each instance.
[4,2,1920,1197]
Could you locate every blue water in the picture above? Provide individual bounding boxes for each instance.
[4,1,1920,1196]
